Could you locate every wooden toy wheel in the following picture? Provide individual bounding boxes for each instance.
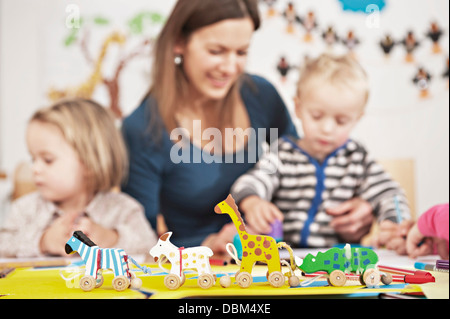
[164,274,182,290]
[198,274,215,289]
[79,275,96,292]
[219,275,232,288]
[236,271,252,288]
[359,273,365,285]
[381,273,393,285]
[288,275,300,287]
[328,270,347,287]
[95,275,104,288]
[112,275,130,292]
[362,268,381,287]
[268,271,285,288]
[130,272,143,289]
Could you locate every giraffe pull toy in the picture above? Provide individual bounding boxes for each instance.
[215,194,300,288]
[149,232,216,290]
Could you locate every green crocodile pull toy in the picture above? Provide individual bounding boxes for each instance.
[295,244,392,287]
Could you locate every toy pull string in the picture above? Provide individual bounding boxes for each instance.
[277,241,297,272]
[299,273,326,286]
[127,256,152,275]
[59,266,85,282]
[155,255,170,273]
[226,243,241,265]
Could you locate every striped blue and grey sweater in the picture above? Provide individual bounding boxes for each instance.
[231,136,411,248]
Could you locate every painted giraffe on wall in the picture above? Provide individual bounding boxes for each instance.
[214,194,285,288]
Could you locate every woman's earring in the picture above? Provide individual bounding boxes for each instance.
[174,54,183,66]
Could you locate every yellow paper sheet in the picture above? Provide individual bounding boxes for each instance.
[0,263,425,299]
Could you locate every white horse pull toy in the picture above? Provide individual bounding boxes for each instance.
[149,232,216,290]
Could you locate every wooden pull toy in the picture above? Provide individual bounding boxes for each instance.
[65,231,150,292]
[215,194,300,288]
[295,244,393,288]
[149,232,216,290]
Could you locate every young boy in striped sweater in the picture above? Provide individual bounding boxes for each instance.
[231,53,411,248]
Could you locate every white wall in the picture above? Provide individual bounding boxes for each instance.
[0,0,449,217]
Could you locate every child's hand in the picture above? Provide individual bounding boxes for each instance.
[39,214,73,256]
[373,220,413,255]
[73,215,118,248]
[406,223,433,258]
[239,195,283,234]
[435,238,449,259]
[326,198,374,243]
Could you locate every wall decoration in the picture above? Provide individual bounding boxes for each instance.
[276,56,292,83]
[298,10,318,42]
[46,11,164,118]
[341,30,360,55]
[322,26,340,50]
[412,67,432,98]
[400,30,421,63]
[380,34,396,58]
[426,21,444,54]
[283,2,300,34]
[261,0,279,18]
[338,0,386,13]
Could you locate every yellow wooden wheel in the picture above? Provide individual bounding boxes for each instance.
[362,268,381,287]
[268,271,285,288]
[79,275,96,292]
[112,275,130,292]
[328,270,347,287]
[236,271,252,288]
[164,274,182,290]
[198,273,215,289]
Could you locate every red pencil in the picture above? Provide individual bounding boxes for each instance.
[378,265,435,284]
[303,268,435,284]
[378,265,430,276]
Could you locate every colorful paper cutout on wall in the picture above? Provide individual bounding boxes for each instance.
[338,0,386,13]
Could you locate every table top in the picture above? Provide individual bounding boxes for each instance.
[0,248,447,299]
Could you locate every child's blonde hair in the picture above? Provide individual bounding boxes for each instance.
[296,53,370,105]
[30,99,128,194]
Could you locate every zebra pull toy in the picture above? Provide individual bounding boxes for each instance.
[65,231,151,292]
